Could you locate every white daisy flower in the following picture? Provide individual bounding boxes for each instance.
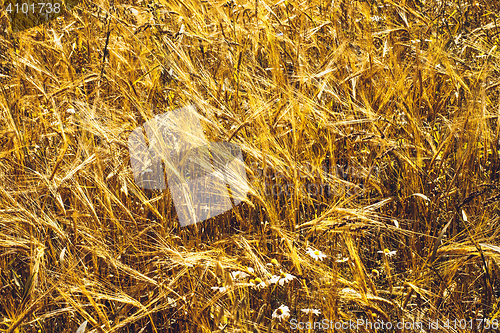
[211,286,227,293]
[335,254,349,263]
[269,271,295,286]
[301,308,321,316]
[246,267,255,274]
[339,287,361,297]
[272,304,290,322]
[250,277,266,289]
[230,271,249,280]
[166,297,177,308]
[377,248,397,258]
[306,247,327,261]
[269,275,279,284]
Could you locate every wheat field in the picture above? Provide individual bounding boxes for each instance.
[1,0,500,332]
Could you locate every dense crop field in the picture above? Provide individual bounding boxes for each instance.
[1,0,500,332]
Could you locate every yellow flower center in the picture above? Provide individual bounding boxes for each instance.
[280,272,287,278]
[384,248,390,254]
[255,277,262,283]
[277,309,283,315]
[314,250,320,256]
[271,259,279,265]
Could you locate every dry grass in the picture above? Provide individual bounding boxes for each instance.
[1,0,500,331]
